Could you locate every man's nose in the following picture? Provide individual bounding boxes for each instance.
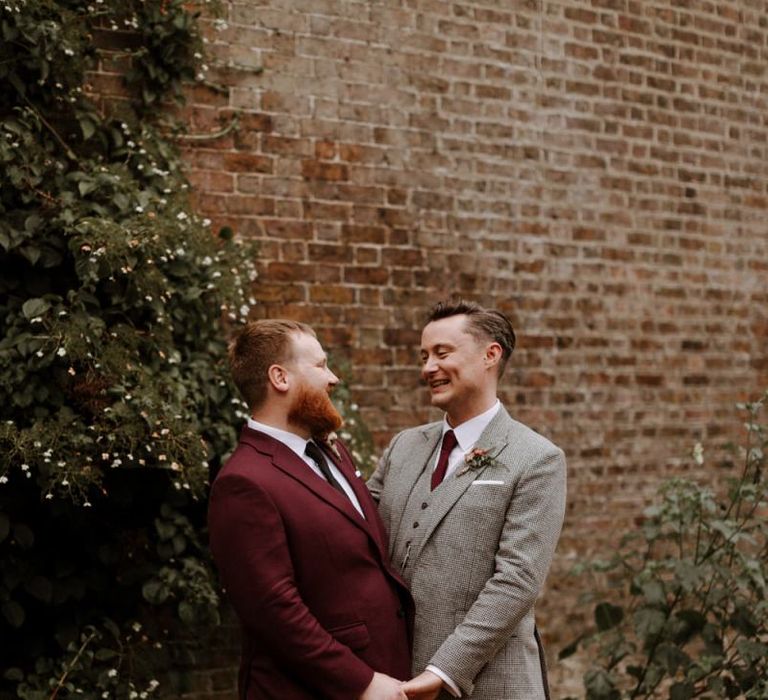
[328,370,339,385]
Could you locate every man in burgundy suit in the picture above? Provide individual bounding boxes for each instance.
[208,319,413,700]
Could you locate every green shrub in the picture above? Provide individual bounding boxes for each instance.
[0,1,257,696]
[563,392,768,700]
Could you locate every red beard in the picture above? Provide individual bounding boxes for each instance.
[288,384,343,438]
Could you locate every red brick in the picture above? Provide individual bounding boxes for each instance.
[222,153,274,173]
[315,140,336,159]
[301,160,349,181]
[309,285,355,304]
[343,266,389,285]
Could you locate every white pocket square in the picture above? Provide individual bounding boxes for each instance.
[471,479,505,485]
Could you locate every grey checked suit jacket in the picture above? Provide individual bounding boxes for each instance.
[368,406,566,699]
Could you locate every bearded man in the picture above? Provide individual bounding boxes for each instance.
[208,320,413,700]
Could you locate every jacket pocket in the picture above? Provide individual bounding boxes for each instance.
[328,620,370,651]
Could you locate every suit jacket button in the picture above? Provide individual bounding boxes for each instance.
[421,502,428,509]
[412,521,419,528]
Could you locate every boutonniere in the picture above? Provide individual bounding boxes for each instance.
[321,431,341,460]
[456,447,494,477]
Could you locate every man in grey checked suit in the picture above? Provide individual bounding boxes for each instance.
[368,300,566,700]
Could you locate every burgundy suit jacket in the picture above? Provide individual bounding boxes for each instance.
[208,427,413,700]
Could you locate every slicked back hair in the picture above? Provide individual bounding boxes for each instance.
[228,319,315,411]
[426,300,516,377]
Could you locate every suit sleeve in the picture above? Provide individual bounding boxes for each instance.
[427,447,567,695]
[208,473,374,697]
[366,432,401,503]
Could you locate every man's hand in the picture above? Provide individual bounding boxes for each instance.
[360,672,407,700]
[401,670,443,700]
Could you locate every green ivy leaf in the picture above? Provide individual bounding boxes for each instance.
[142,580,169,605]
[79,117,95,141]
[178,600,195,624]
[558,635,584,660]
[584,668,619,700]
[730,605,757,637]
[21,298,50,320]
[595,602,624,631]
[735,638,768,664]
[640,579,666,607]
[172,534,186,555]
[78,180,97,197]
[155,519,176,540]
[2,600,25,628]
[672,609,706,643]
[654,642,689,674]
[634,608,667,641]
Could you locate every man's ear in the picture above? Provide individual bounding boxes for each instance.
[485,342,502,370]
[267,364,290,394]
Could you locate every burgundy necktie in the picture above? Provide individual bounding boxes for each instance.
[431,430,458,490]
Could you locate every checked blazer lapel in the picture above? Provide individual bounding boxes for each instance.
[408,408,513,568]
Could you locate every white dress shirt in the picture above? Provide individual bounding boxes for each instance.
[426,399,501,697]
[432,400,501,482]
[247,418,364,518]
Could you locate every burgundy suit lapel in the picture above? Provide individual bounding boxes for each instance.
[327,442,408,585]
[318,442,384,543]
[240,427,372,535]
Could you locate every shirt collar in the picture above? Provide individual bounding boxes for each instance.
[442,400,501,453]
[247,417,310,460]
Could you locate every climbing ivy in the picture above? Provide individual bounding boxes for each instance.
[0,0,258,696]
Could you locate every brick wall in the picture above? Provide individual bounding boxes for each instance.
[168,0,768,695]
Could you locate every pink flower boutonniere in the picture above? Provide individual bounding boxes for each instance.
[321,431,341,460]
[456,447,494,477]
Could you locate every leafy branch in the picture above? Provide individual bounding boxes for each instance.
[563,392,768,700]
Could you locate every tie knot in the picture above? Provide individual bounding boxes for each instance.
[305,441,325,463]
[441,429,458,453]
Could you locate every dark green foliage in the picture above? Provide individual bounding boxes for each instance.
[564,393,768,700]
[0,0,257,696]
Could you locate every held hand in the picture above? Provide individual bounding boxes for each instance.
[401,670,443,700]
[359,672,408,700]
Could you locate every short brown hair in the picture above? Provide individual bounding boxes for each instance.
[426,300,516,376]
[228,319,315,410]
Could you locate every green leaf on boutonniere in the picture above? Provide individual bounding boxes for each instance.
[456,448,495,477]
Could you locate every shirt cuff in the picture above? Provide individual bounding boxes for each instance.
[425,665,461,697]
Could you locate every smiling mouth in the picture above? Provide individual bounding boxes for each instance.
[430,379,450,390]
